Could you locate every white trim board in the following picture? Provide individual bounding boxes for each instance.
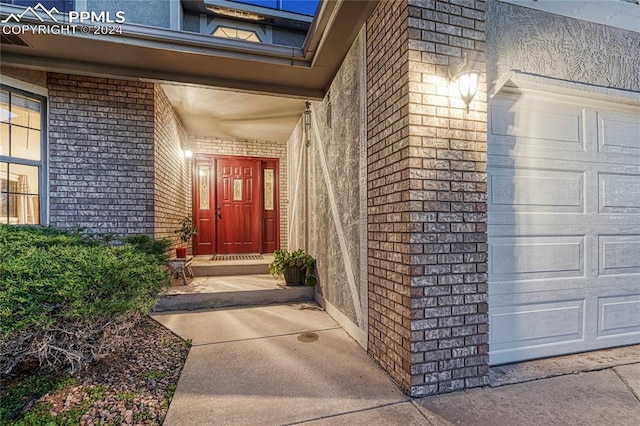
[490,71,640,106]
[315,292,368,349]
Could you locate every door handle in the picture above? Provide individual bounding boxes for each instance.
[216,206,222,219]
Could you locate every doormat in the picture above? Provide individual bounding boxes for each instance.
[210,254,264,261]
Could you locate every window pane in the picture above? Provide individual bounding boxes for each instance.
[12,0,74,13]
[0,86,44,226]
[199,165,210,210]
[213,26,261,42]
[7,163,39,225]
[281,0,319,15]
[0,89,10,123]
[0,123,8,157]
[11,93,41,130]
[0,162,7,192]
[0,192,8,224]
[10,126,41,161]
[9,163,39,195]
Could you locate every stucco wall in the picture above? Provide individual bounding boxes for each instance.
[287,120,305,251]
[87,0,171,28]
[487,1,640,92]
[288,28,368,345]
[0,67,47,89]
[154,85,190,248]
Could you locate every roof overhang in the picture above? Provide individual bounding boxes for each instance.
[0,0,379,99]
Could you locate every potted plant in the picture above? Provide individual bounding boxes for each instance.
[269,249,316,286]
[174,215,198,258]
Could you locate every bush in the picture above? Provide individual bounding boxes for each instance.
[0,225,171,375]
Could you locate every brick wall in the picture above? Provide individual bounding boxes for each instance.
[47,74,155,235]
[154,85,190,248]
[366,0,413,392]
[191,136,288,249]
[405,0,488,396]
[366,0,488,397]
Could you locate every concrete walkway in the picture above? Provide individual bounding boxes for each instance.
[152,303,640,425]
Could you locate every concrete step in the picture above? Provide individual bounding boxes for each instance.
[191,255,271,277]
[154,274,314,312]
[192,263,269,276]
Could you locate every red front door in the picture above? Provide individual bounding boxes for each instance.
[216,158,262,254]
[193,155,280,255]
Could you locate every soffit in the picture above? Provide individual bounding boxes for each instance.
[0,1,379,98]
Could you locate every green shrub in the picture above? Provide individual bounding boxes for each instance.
[124,234,172,263]
[0,225,171,374]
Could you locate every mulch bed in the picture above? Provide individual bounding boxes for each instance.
[2,316,190,425]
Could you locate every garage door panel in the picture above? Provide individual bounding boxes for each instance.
[490,156,640,173]
[488,135,586,163]
[491,275,640,297]
[598,295,640,338]
[599,172,640,214]
[489,168,584,214]
[490,236,584,281]
[490,146,640,168]
[598,110,640,156]
[490,99,584,148]
[490,278,590,297]
[490,298,585,349]
[489,215,640,227]
[599,235,640,276]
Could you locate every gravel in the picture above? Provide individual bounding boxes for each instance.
[31,316,189,425]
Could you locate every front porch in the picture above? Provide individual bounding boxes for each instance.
[156,254,314,312]
[153,84,300,259]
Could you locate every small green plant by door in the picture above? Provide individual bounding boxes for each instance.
[269,249,316,286]
[174,215,198,258]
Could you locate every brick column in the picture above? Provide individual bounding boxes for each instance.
[367,0,488,397]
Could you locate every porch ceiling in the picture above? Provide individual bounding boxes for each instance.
[162,83,305,142]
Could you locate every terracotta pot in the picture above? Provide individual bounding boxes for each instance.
[283,266,304,286]
[176,247,187,259]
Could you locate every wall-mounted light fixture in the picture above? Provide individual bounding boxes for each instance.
[183,142,193,159]
[449,53,480,112]
[304,101,311,147]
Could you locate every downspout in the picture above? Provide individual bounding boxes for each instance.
[304,107,311,253]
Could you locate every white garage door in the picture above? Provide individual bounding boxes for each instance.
[488,89,640,365]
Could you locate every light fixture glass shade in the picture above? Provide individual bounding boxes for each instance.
[184,149,193,158]
[449,52,480,112]
[304,110,311,128]
[457,72,479,109]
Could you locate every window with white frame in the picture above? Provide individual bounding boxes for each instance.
[212,25,261,42]
[0,85,46,225]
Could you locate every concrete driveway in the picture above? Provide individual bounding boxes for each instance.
[152,303,640,425]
